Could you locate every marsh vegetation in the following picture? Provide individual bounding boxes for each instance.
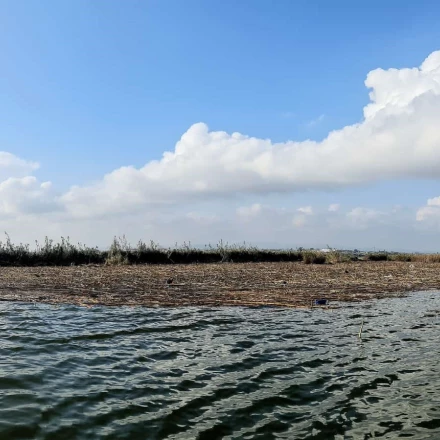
[0,234,437,267]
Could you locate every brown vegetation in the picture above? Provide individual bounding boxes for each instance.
[0,261,438,308]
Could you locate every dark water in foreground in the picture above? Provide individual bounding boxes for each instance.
[1,292,440,440]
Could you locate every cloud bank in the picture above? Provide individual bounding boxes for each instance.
[57,51,440,217]
[1,51,440,248]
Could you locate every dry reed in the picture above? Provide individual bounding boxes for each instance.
[0,261,438,308]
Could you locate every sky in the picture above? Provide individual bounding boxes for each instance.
[2,0,440,251]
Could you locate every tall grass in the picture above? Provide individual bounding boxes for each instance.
[0,234,102,266]
[102,238,305,265]
[0,233,437,266]
[0,234,305,266]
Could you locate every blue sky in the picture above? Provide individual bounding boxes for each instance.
[1,0,440,250]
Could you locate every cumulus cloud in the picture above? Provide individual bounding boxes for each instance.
[0,177,58,217]
[2,51,440,252]
[0,152,39,180]
[53,50,440,217]
[0,151,55,219]
[416,196,440,222]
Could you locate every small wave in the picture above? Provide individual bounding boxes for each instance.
[0,291,439,439]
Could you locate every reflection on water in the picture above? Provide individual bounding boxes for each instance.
[0,291,439,439]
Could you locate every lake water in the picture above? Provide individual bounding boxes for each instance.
[0,291,439,439]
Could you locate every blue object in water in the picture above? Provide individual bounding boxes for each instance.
[313,299,329,306]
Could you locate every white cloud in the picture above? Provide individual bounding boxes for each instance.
[2,51,440,251]
[363,52,440,119]
[0,152,50,218]
[0,190,430,251]
[416,196,440,222]
[328,203,340,212]
[53,50,440,218]
[0,152,39,180]
[427,196,440,207]
[297,206,313,215]
[0,176,58,217]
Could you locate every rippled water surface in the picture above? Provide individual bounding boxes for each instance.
[1,292,440,439]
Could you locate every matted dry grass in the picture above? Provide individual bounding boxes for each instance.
[0,261,439,308]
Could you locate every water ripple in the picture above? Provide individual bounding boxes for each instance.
[0,291,439,439]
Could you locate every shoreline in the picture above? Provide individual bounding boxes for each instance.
[0,261,439,308]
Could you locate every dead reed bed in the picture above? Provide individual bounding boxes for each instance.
[0,261,438,308]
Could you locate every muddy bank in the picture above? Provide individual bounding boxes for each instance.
[0,261,439,308]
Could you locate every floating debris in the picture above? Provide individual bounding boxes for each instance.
[0,261,438,308]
